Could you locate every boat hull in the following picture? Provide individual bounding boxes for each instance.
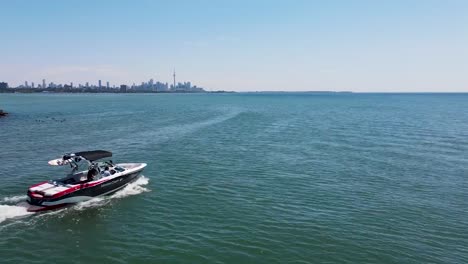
[26,163,146,212]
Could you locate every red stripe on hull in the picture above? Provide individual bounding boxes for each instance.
[49,178,109,199]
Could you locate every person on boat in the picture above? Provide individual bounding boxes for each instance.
[87,168,98,181]
[101,166,111,177]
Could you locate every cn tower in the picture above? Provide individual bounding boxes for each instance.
[173,69,176,90]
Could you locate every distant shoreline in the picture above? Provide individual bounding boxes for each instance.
[2,89,468,94]
[0,89,350,94]
[0,88,234,94]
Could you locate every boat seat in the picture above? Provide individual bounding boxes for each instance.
[63,173,87,185]
[75,174,87,182]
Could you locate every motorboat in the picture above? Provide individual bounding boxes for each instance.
[25,150,146,212]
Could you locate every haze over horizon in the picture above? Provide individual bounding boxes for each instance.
[1,0,467,92]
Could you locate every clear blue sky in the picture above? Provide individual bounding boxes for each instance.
[1,0,467,92]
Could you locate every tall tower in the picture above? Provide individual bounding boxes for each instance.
[42,79,46,88]
[173,69,176,90]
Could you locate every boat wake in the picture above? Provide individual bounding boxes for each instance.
[111,175,150,199]
[74,175,150,210]
[113,107,244,147]
[0,196,32,224]
[2,195,27,203]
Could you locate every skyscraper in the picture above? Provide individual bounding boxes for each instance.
[32,82,35,88]
[120,85,127,93]
[173,69,176,90]
[42,79,46,88]
[25,81,28,87]
[98,80,102,88]
[106,81,109,89]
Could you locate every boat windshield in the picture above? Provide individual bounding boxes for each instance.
[95,161,125,175]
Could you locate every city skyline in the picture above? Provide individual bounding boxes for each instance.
[0,74,206,93]
[1,1,468,92]
[2,69,199,91]
[5,73,196,89]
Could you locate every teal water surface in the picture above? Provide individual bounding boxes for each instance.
[0,93,467,263]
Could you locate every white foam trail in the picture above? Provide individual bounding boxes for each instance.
[0,205,33,224]
[2,195,27,204]
[113,108,244,147]
[0,195,32,224]
[111,176,150,199]
[73,197,107,210]
[74,176,150,210]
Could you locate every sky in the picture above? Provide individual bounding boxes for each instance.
[1,0,467,92]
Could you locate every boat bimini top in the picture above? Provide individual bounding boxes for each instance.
[48,150,113,166]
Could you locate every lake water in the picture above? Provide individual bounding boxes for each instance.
[0,93,467,263]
